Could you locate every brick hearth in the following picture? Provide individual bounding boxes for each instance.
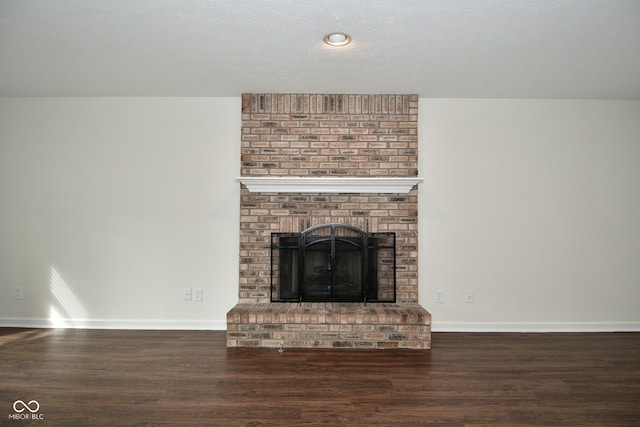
[227,303,431,349]
[227,93,431,349]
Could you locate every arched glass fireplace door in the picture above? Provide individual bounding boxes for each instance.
[271,223,396,303]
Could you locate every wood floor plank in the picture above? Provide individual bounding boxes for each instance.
[1,328,639,426]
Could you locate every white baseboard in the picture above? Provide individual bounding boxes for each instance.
[2,318,639,333]
[0,317,227,330]
[431,321,640,333]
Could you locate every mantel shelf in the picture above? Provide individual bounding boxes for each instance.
[235,176,424,194]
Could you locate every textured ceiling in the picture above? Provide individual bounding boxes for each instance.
[1,0,639,98]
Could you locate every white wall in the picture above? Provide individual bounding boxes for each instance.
[419,99,640,331]
[0,98,240,329]
[1,97,639,331]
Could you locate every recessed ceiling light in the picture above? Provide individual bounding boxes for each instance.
[323,32,351,47]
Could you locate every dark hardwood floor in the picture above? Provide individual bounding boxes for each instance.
[1,328,639,426]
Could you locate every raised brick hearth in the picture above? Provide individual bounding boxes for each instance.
[227,303,430,349]
[227,93,431,349]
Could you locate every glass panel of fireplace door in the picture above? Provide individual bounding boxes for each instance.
[302,237,364,301]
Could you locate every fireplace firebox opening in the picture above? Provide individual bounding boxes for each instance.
[271,223,396,303]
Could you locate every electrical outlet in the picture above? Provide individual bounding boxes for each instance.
[435,289,444,303]
[193,288,203,302]
[183,287,192,301]
[14,287,23,300]
[465,290,474,303]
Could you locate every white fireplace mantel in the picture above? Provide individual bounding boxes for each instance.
[235,176,424,194]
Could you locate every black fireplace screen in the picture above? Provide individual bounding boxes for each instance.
[271,223,396,302]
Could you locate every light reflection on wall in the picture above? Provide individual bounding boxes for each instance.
[49,267,88,327]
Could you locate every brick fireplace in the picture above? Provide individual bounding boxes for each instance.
[226,93,431,349]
